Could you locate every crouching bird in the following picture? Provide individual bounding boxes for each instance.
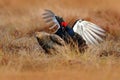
[35,32,65,53]
[41,9,106,52]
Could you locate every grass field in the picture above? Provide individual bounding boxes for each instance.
[0,0,120,80]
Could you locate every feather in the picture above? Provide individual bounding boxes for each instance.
[87,28,103,41]
[84,30,99,45]
[42,15,53,19]
[87,26,105,36]
[42,10,60,33]
[49,24,57,30]
[45,18,53,23]
[83,21,105,32]
[44,9,55,15]
[73,20,105,46]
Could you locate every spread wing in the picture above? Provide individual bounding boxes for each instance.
[42,9,60,33]
[73,20,106,45]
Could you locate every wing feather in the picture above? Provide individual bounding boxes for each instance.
[42,15,53,19]
[83,31,94,45]
[86,28,104,41]
[87,26,105,36]
[84,30,99,45]
[49,24,57,29]
[81,32,89,44]
[42,9,60,33]
[73,20,105,46]
[45,18,53,23]
[84,21,105,32]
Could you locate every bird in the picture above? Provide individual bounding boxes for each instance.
[42,9,106,47]
[35,32,65,53]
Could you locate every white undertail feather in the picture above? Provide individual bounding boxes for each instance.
[73,20,106,45]
[42,9,60,33]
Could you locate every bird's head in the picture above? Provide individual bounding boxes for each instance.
[35,32,50,40]
[55,16,68,27]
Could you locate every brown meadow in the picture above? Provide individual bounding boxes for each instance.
[0,0,120,80]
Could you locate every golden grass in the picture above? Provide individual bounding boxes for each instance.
[0,0,120,80]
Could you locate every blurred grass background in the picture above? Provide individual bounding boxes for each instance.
[0,0,120,80]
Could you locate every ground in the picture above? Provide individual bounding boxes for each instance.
[0,0,120,80]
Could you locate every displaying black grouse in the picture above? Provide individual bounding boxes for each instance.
[35,9,106,53]
[42,10,106,47]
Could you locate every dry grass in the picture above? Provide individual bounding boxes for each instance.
[0,0,120,80]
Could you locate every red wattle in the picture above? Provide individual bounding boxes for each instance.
[61,22,68,27]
